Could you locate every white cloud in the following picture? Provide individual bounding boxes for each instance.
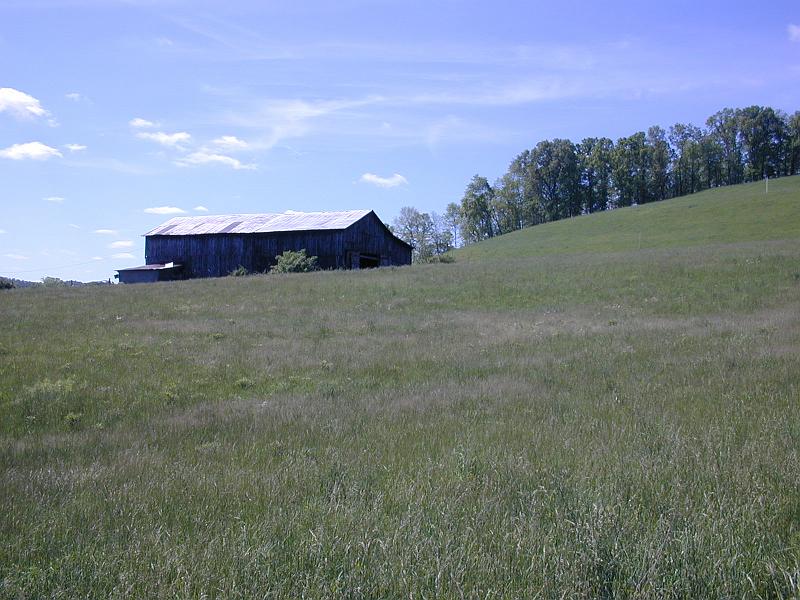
[136,131,191,147]
[0,141,62,160]
[789,24,800,42]
[194,205,209,212]
[68,224,81,229]
[109,240,133,249]
[93,229,118,235]
[175,151,255,170]
[129,117,158,128]
[64,143,87,152]
[212,135,249,150]
[44,196,65,203]
[65,92,82,101]
[224,96,382,149]
[144,206,187,215]
[4,253,28,260]
[112,253,136,259]
[0,87,50,120]
[359,173,408,188]
[0,229,6,234]
[92,256,104,261]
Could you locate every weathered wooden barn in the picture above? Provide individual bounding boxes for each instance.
[116,209,412,283]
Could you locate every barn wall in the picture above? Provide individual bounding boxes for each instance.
[341,212,412,267]
[145,213,411,279]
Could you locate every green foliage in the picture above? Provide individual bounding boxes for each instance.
[0,277,14,290]
[457,104,800,246]
[1,179,800,597]
[40,276,67,288]
[229,265,249,277]
[392,206,453,261]
[270,249,319,273]
[416,253,455,264]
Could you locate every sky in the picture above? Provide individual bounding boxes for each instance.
[1,0,799,282]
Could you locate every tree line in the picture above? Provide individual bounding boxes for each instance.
[393,105,800,257]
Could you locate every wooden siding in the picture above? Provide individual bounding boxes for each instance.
[145,212,411,278]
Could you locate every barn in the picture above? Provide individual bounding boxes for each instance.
[116,209,412,283]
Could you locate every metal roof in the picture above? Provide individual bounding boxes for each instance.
[144,210,373,236]
[117,263,182,272]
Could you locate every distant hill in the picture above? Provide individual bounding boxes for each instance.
[455,175,800,261]
[0,277,112,289]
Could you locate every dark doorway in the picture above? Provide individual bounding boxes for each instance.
[359,254,380,269]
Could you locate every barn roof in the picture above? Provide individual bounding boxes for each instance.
[145,210,373,236]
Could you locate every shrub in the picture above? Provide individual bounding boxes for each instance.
[63,412,83,430]
[418,254,455,264]
[229,265,249,277]
[0,278,14,290]
[270,250,319,274]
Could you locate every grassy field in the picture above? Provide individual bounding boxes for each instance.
[1,177,800,598]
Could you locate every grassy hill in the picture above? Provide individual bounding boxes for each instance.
[1,177,800,598]
[457,175,800,259]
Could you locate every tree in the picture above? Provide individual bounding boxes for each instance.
[669,123,703,196]
[443,202,463,248]
[646,126,671,201]
[270,249,319,273]
[612,132,650,206]
[459,175,496,243]
[788,111,800,176]
[706,108,744,185]
[738,106,786,180]
[529,139,580,220]
[429,212,454,256]
[577,137,614,213]
[393,206,435,261]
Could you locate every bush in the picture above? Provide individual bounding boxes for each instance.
[270,250,319,274]
[229,265,249,277]
[0,278,14,290]
[418,254,455,264]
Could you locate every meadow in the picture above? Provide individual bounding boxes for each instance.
[1,177,799,598]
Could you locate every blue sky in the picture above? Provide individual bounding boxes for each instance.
[1,0,798,281]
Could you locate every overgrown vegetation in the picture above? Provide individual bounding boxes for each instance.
[0,278,13,290]
[269,249,319,273]
[1,177,799,597]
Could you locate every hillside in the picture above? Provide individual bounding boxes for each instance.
[456,175,800,260]
[1,178,800,597]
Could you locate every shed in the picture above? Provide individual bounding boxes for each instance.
[116,209,411,283]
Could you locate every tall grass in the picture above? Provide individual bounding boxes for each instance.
[1,179,800,597]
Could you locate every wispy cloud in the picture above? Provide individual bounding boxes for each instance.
[360,173,408,188]
[64,143,87,152]
[223,96,383,149]
[0,229,6,234]
[44,196,65,203]
[136,131,191,147]
[175,150,255,170]
[194,205,209,212]
[212,135,249,150]
[0,87,50,121]
[65,92,82,101]
[129,117,158,128]
[93,229,118,235]
[789,24,800,42]
[92,256,104,261]
[108,240,133,249]
[144,206,186,215]
[112,253,136,259]
[0,141,62,160]
[4,253,28,260]
[68,224,81,229]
